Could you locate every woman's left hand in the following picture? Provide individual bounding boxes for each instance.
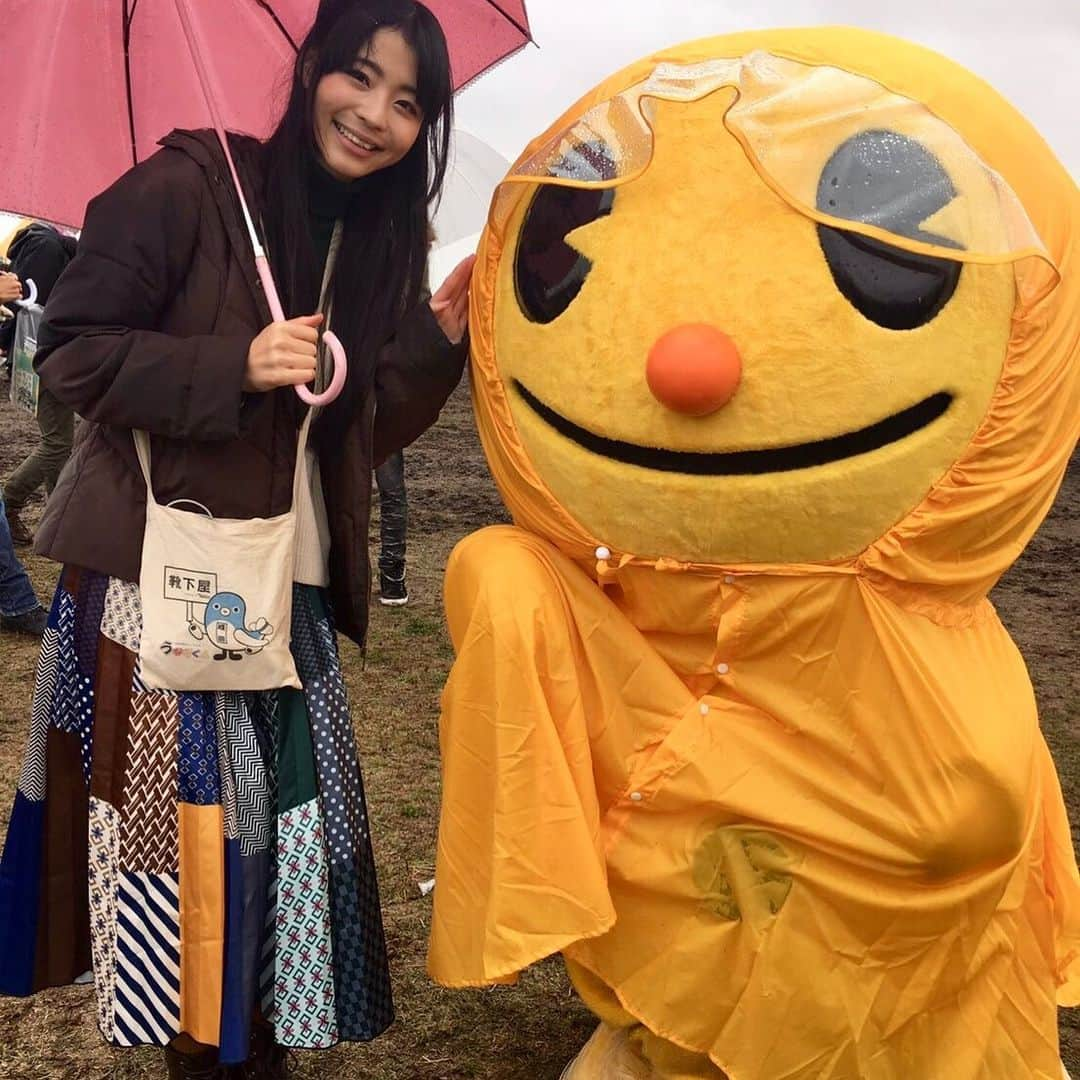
[429,255,476,345]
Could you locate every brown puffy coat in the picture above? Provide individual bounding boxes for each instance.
[34,129,465,646]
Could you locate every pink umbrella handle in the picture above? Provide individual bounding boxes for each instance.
[296,330,347,407]
[254,253,346,406]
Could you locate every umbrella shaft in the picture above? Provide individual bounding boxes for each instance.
[172,0,274,276]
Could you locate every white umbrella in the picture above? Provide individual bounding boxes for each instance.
[428,128,510,291]
[432,129,511,249]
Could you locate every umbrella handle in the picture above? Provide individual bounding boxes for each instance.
[17,278,38,306]
[296,330,347,407]
[254,254,347,407]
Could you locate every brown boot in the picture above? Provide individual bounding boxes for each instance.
[241,1019,293,1079]
[163,1045,239,1079]
[4,506,32,546]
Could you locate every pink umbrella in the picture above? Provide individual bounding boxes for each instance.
[1,0,532,403]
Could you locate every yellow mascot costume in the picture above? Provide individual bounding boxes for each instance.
[428,27,1079,1080]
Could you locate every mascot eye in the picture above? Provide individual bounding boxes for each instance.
[515,184,616,324]
[816,130,963,330]
[817,228,961,330]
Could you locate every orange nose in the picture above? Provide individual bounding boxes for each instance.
[646,324,742,416]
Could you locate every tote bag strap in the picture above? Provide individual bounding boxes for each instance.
[132,410,313,515]
[132,428,159,505]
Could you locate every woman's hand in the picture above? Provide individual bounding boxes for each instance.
[429,255,476,345]
[244,313,323,392]
[0,272,23,304]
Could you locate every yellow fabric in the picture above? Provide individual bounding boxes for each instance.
[433,528,1078,1075]
[178,803,225,1046]
[430,26,1080,1080]
[468,27,1078,587]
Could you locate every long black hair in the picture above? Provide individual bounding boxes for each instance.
[260,0,453,432]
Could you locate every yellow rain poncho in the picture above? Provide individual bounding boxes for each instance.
[429,28,1079,1080]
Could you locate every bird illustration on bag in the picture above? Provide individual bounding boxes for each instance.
[186,591,275,661]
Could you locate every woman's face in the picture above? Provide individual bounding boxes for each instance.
[312,27,424,182]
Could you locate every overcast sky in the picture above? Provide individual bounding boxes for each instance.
[456,0,1080,176]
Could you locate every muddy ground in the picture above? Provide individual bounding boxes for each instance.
[0,374,1075,1078]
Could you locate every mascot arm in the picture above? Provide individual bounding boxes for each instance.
[428,525,618,987]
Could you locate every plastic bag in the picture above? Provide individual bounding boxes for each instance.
[9,302,42,417]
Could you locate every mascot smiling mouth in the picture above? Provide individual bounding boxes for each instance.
[513,381,953,476]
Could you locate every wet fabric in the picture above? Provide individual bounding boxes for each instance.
[0,569,392,1062]
[434,528,1079,1079]
[430,26,1080,1080]
[493,52,1056,302]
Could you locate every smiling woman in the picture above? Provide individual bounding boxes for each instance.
[313,28,424,181]
[0,2,474,1078]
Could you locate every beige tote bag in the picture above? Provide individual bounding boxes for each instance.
[132,415,311,692]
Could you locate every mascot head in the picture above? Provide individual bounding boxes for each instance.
[468,28,1078,611]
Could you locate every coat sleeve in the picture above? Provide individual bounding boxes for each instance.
[371,300,466,465]
[34,148,252,440]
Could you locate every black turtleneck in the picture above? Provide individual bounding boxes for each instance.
[307,158,359,274]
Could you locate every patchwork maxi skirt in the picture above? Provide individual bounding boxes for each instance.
[0,567,393,1064]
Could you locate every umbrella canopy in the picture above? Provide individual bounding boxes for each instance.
[1,0,532,229]
[431,129,510,249]
[428,128,509,290]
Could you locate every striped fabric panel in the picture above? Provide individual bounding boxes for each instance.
[216,697,273,857]
[120,695,180,874]
[259,873,277,1021]
[88,797,120,1040]
[113,872,181,1047]
[16,626,58,801]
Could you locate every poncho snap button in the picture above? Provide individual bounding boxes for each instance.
[595,546,612,560]
[629,791,644,802]
[716,663,730,675]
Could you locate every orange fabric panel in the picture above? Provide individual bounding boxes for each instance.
[178,802,224,1046]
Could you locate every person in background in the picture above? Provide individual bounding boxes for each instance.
[1,222,78,545]
[374,219,439,608]
[375,449,409,604]
[0,488,47,636]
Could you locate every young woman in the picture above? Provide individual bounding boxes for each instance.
[0,2,472,1076]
